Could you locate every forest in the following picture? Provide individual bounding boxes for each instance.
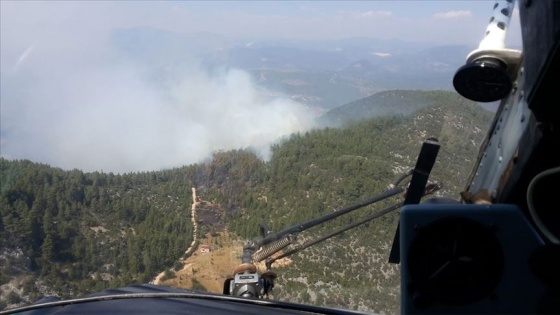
[0,90,493,312]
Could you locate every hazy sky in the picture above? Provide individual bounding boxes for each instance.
[0,1,522,173]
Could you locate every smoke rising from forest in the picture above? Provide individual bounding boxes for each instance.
[1,1,524,173]
[1,58,316,173]
[0,3,316,173]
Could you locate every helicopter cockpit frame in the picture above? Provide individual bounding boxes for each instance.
[1,1,558,314]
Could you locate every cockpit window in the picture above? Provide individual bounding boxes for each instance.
[1,1,521,314]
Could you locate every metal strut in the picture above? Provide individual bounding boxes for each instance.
[265,181,442,269]
[252,235,293,262]
[388,138,440,263]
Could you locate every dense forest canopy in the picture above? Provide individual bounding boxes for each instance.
[0,90,493,313]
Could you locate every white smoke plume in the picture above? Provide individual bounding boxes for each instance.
[0,3,316,174]
[1,54,315,173]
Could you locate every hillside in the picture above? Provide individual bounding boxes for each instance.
[157,232,244,293]
[0,90,493,313]
[225,92,492,313]
[316,90,473,127]
[0,164,199,307]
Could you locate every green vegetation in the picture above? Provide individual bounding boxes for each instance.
[0,162,196,299]
[317,89,477,127]
[0,90,493,313]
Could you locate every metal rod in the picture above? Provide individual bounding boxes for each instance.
[478,0,516,50]
[253,185,405,249]
[267,202,403,267]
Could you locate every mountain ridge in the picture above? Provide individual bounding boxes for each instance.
[317,89,478,128]
[111,26,470,110]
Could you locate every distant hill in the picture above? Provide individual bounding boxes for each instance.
[316,90,476,127]
[109,27,471,110]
